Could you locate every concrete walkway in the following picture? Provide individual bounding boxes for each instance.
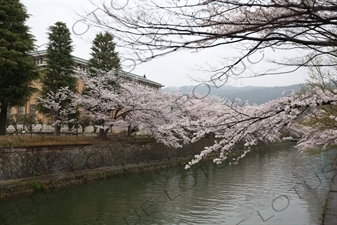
[324,163,337,225]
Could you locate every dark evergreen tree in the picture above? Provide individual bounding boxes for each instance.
[87,31,121,76]
[0,0,39,135]
[42,21,76,94]
[38,21,77,136]
[86,31,122,138]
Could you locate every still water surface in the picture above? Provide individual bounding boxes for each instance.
[1,145,336,225]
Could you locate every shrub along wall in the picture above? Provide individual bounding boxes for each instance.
[0,138,217,181]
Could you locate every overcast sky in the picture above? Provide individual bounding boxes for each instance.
[22,0,309,88]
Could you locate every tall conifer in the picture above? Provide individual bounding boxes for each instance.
[0,0,39,135]
[38,21,77,135]
[86,31,122,137]
[87,31,121,76]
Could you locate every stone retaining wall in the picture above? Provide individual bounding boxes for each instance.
[0,138,216,181]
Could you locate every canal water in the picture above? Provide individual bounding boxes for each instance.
[0,144,336,225]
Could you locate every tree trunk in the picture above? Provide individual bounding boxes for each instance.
[0,103,8,135]
[127,125,131,137]
[98,127,110,139]
[98,128,106,139]
[54,124,61,136]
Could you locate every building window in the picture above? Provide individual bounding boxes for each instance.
[34,58,44,65]
[7,107,12,116]
[18,106,25,117]
[30,105,36,115]
[77,64,86,71]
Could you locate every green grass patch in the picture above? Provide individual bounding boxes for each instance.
[29,182,46,192]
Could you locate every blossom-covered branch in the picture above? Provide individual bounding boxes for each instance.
[183,87,337,168]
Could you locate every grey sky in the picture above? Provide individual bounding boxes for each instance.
[22,0,308,88]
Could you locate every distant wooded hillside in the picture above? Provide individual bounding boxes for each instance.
[163,84,303,105]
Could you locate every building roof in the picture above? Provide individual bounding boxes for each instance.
[29,50,164,87]
[29,49,48,58]
[120,71,164,87]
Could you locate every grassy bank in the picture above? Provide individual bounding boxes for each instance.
[0,134,154,148]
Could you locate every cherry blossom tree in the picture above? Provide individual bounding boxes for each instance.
[79,69,337,168]
[37,86,78,136]
[79,70,211,144]
[79,70,174,138]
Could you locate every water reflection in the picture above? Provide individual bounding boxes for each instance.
[0,145,336,225]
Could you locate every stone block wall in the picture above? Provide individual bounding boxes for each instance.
[0,138,216,181]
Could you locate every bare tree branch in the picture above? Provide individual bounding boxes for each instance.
[83,0,337,80]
